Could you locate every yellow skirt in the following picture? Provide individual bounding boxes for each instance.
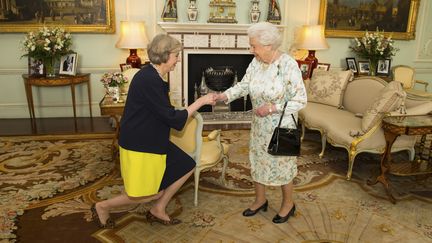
[119,146,166,197]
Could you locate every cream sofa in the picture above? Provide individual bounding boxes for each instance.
[299,70,432,180]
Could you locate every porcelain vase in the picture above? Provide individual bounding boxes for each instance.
[250,0,261,23]
[107,86,120,103]
[187,0,198,21]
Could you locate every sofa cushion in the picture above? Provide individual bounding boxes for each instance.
[343,77,387,114]
[305,70,353,108]
[361,81,406,133]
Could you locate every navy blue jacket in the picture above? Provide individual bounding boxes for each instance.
[118,65,188,154]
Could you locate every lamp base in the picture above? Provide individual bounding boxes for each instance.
[304,50,318,78]
[126,49,142,68]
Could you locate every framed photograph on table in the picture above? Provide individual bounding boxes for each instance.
[59,53,78,75]
[120,63,133,72]
[346,58,358,74]
[318,0,420,40]
[377,59,391,76]
[28,57,44,76]
[296,60,313,80]
[316,63,331,71]
[0,0,114,33]
[358,61,370,75]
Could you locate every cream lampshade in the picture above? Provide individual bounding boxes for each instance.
[297,25,329,71]
[116,21,149,68]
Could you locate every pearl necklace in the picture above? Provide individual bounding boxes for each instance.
[261,50,278,70]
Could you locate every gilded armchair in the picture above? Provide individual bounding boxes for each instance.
[392,65,431,99]
[169,112,229,206]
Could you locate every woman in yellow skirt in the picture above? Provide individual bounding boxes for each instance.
[91,34,216,228]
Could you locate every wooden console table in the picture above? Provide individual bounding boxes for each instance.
[99,95,125,159]
[22,74,93,121]
[367,115,432,203]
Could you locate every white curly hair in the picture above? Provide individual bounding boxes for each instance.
[247,22,282,50]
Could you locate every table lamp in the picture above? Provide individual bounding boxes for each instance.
[116,21,149,68]
[297,25,329,71]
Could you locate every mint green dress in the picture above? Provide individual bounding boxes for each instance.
[224,53,307,186]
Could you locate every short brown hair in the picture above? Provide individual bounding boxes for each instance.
[147,34,182,64]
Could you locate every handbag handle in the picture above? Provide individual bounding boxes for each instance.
[276,102,299,129]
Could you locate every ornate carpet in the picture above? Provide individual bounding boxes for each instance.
[1,131,431,242]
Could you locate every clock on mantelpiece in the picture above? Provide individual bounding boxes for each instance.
[208,0,238,23]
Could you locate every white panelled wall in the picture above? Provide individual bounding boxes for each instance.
[0,0,430,118]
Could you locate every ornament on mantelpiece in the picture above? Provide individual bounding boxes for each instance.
[208,0,237,23]
[250,0,261,23]
[267,0,281,24]
[161,0,177,22]
[187,0,198,22]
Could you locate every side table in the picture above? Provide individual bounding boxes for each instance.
[22,74,93,122]
[367,115,432,203]
[99,95,125,160]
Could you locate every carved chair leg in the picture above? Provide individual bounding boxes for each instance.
[220,156,228,185]
[346,152,357,180]
[194,169,201,206]
[319,133,327,158]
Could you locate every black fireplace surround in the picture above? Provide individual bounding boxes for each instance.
[187,53,254,112]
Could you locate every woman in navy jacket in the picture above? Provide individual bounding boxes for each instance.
[91,34,216,228]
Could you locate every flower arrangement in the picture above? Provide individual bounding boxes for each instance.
[21,27,73,76]
[100,72,128,88]
[349,30,399,60]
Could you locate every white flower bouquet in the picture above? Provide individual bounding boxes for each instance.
[349,29,399,61]
[22,27,73,61]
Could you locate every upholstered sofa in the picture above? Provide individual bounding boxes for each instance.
[299,70,432,180]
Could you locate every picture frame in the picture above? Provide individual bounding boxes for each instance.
[318,0,420,40]
[0,0,115,33]
[346,58,358,74]
[120,63,133,72]
[296,60,313,80]
[377,59,391,76]
[358,61,370,75]
[28,57,44,77]
[316,63,331,71]
[59,53,78,76]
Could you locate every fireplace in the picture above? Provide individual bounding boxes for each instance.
[159,22,260,126]
[187,53,253,112]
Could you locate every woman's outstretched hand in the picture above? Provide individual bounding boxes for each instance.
[198,93,217,106]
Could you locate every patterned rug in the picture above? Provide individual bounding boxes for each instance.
[1,131,431,242]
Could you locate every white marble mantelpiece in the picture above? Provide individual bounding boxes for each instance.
[158,22,253,34]
[159,22,285,110]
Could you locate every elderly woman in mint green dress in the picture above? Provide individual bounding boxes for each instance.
[216,22,307,224]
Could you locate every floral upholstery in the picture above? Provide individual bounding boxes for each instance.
[361,81,406,133]
[299,76,432,180]
[305,70,353,108]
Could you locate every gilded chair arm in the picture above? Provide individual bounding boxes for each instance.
[206,130,220,141]
[415,79,429,91]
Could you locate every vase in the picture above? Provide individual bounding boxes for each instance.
[43,57,57,77]
[250,0,261,23]
[187,0,198,21]
[107,86,120,103]
[369,59,378,76]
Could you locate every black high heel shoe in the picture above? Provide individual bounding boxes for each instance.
[272,204,296,224]
[242,200,268,217]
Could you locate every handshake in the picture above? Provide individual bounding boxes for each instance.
[199,93,227,106]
